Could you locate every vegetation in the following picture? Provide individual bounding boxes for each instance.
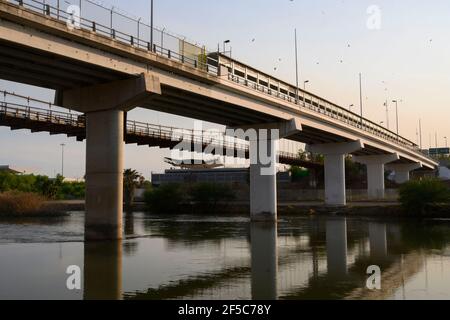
[399,178,450,215]
[0,191,51,217]
[0,172,85,200]
[144,183,186,214]
[144,182,236,214]
[123,169,145,212]
[189,183,236,213]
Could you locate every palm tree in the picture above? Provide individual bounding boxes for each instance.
[123,169,142,212]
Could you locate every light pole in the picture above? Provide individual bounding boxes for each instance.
[303,80,309,106]
[223,40,231,54]
[392,100,401,140]
[445,136,448,148]
[294,28,300,104]
[359,73,363,128]
[349,104,354,112]
[150,0,154,50]
[384,100,390,130]
[60,143,65,178]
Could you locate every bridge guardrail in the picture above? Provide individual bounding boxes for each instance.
[0,90,306,162]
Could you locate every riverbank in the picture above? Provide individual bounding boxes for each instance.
[42,200,450,218]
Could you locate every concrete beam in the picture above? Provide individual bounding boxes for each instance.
[386,162,422,184]
[229,118,302,139]
[59,73,161,113]
[354,153,399,199]
[307,140,364,206]
[306,140,364,155]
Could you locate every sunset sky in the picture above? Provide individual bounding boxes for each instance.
[1,0,449,179]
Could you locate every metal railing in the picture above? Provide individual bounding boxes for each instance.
[1,0,430,160]
[7,0,219,75]
[0,90,305,162]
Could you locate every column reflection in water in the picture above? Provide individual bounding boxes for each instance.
[84,241,123,300]
[326,218,348,277]
[369,222,388,259]
[251,223,278,300]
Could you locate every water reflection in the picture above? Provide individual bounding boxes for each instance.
[326,218,348,277]
[84,241,122,300]
[0,214,450,300]
[250,223,278,300]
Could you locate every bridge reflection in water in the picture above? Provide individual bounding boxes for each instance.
[76,215,450,300]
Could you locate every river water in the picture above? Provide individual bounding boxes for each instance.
[0,212,449,300]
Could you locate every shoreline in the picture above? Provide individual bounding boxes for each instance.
[13,200,445,219]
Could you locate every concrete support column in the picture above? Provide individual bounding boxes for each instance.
[324,153,346,206]
[326,218,348,277]
[250,133,278,222]
[59,74,161,241]
[232,119,301,222]
[251,223,278,300]
[386,162,422,184]
[85,109,124,240]
[307,140,364,206]
[354,154,399,200]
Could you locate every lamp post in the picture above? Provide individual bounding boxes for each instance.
[445,136,448,148]
[223,40,231,54]
[392,99,401,141]
[303,80,309,106]
[150,0,154,50]
[349,104,354,112]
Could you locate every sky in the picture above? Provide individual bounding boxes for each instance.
[1,0,450,179]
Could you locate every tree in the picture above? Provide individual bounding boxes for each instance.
[123,169,142,212]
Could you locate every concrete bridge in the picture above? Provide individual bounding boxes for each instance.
[0,0,438,240]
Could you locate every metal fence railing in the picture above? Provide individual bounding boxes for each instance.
[0,90,304,162]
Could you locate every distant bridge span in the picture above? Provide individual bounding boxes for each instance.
[0,0,438,240]
[0,94,322,169]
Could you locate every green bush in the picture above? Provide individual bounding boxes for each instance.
[189,183,236,213]
[399,178,450,215]
[144,183,186,214]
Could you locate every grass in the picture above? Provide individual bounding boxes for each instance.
[0,191,67,217]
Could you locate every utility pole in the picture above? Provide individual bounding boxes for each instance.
[294,29,300,104]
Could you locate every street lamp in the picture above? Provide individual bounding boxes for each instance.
[60,143,66,178]
[392,99,401,140]
[223,40,231,54]
[150,0,154,50]
[445,136,448,148]
[303,80,309,106]
[349,104,354,112]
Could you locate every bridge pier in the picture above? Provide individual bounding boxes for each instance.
[386,163,422,184]
[232,119,301,221]
[85,110,124,240]
[59,74,161,241]
[307,140,363,206]
[354,154,399,200]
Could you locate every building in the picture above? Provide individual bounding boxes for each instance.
[152,168,291,186]
[0,165,27,175]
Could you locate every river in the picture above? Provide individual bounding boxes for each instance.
[0,212,449,300]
